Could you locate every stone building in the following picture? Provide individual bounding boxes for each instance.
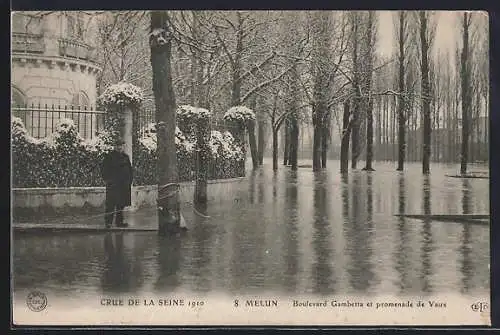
[11,11,102,138]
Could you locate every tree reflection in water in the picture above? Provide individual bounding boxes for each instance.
[394,173,413,293]
[311,171,335,294]
[12,161,490,298]
[420,175,434,294]
[101,233,142,293]
[188,215,215,293]
[154,235,181,292]
[460,178,473,293]
[344,172,376,293]
[283,170,299,292]
[229,169,266,293]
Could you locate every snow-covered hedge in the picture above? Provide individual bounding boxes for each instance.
[12,117,245,188]
[138,122,195,153]
[223,106,256,123]
[12,117,107,187]
[177,105,212,122]
[176,104,213,138]
[98,82,144,108]
[208,130,244,160]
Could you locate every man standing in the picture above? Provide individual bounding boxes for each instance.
[101,139,133,228]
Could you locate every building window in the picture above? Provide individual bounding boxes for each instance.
[70,90,93,138]
[71,90,90,108]
[11,87,29,131]
[11,86,26,107]
[66,13,85,40]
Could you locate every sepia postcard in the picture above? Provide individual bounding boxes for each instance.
[11,10,490,326]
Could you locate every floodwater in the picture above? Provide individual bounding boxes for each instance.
[13,159,490,299]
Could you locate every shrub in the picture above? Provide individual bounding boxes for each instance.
[12,118,245,188]
[98,82,144,109]
[223,106,256,123]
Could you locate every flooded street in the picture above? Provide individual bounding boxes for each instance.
[13,159,490,299]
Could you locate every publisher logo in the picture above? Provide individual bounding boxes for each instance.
[26,291,47,312]
[471,302,488,313]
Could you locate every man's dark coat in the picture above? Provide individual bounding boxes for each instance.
[101,150,133,207]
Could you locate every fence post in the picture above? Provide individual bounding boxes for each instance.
[122,106,134,166]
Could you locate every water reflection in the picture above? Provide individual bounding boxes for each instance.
[394,173,412,292]
[462,179,472,215]
[188,221,214,292]
[101,233,143,293]
[248,169,257,204]
[341,173,349,225]
[283,170,299,292]
[344,172,376,293]
[272,172,278,200]
[258,168,265,204]
[460,178,473,293]
[366,173,373,225]
[229,169,266,293]
[13,161,490,298]
[420,175,434,294]
[154,235,181,292]
[311,172,334,294]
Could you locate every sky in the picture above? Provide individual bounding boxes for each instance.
[376,11,488,60]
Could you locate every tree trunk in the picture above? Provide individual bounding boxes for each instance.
[396,11,406,171]
[231,13,243,106]
[364,99,374,170]
[257,118,265,165]
[351,99,360,169]
[150,11,180,235]
[247,119,259,170]
[375,98,381,160]
[290,118,299,170]
[350,12,361,170]
[247,96,259,169]
[194,120,209,210]
[312,117,322,171]
[420,11,432,174]
[460,13,471,175]
[321,116,329,169]
[283,119,290,165]
[340,100,351,174]
[289,63,299,171]
[312,12,330,172]
[363,12,375,171]
[272,128,278,171]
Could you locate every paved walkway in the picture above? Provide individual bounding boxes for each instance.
[13,224,158,233]
[13,206,160,233]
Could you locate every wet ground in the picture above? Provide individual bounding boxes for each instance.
[12,159,490,298]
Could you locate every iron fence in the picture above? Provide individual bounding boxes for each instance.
[11,105,243,140]
[11,104,106,139]
[136,108,155,132]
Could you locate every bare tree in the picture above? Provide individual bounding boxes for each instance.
[310,12,332,171]
[349,12,362,169]
[395,11,409,171]
[362,11,377,171]
[460,12,473,175]
[340,99,351,173]
[417,11,435,174]
[97,11,149,96]
[149,11,180,234]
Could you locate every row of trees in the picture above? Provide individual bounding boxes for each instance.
[21,10,489,233]
[93,11,488,176]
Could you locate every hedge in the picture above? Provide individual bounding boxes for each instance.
[12,117,245,188]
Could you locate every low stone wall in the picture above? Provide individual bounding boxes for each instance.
[12,178,245,220]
